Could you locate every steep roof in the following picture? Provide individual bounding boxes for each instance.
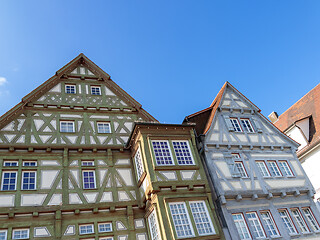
[274,83,320,156]
[0,53,157,128]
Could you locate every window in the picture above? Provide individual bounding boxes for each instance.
[241,119,254,133]
[82,161,94,166]
[79,224,94,235]
[278,209,297,234]
[0,230,7,240]
[65,84,76,94]
[134,148,144,180]
[152,141,174,165]
[1,171,17,190]
[82,170,96,189]
[97,122,111,133]
[256,161,270,177]
[60,121,75,133]
[278,161,293,177]
[235,162,248,177]
[22,171,36,190]
[3,161,18,167]
[98,223,112,233]
[302,208,320,232]
[99,238,113,240]
[268,161,282,177]
[12,229,29,239]
[291,209,309,233]
[23,161,37,167]
[246,212,265,238]
[169,202,194,238]
[230,118,243,132]
[148,210,162,240]
[172,141,194,165]
[189,201,215,236]
[232,213,251,240]
[91,86,101,95]
[260,211,279,237]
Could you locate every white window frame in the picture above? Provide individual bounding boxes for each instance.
[151,140,174,166]
[60,121,75,133]
[232,213,252,240]
[81,161,94,166]
[278,209,297,235]
[79,224,94,235]
[240,118,255,133]
[0,230,7,240]
[82,170,96,189]
[98,222,112,233]
[21,171,36,190]
[189,200,215,236]
[1,171,17,191]
[134,148,144,180]
[97,122,111,134]
[256,161,270,177]
[230,118,243,132]
[268,161,282,177]
[302,207,320,232]
[278,161,294,177]
[91,85,101,95]
[234,161,248,178]
[99,237,113,240]
[65,84,76,94]
[245,212,265,239]
[148,209,162,240]
[169,202,195,238]
[3,161,18,167]
[172,140,194,165]
[22,161,37,167]
[291,208,310,233]
[260,211,280,237]
[12,229,29,239]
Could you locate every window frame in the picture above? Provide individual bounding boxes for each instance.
[60,120,75,133]
[291,208,310,234]
[22,161,37,167]
[240,118,255,133]
[234,161,248,178]
[134,147,144,181]
[1,171,17,191]
[98,222,112,233]
[151,140,174,166]
[82,170,96,189]
[278,161,294,177]
[172,140,195,165]
[268,161,282,177]
[90,85,101,95]
[232,213,252,240]
[245,211,266,239]
[260,210,280,237]
[3,161,18,167]
[147,209,162,240]
[256,161,271,177]
[12,229,29,240]
[0,230,7,240]
[97,122,111,134]
[278,209,298,235]
[21,171,37,190]
[230,118,243,132]
[81,161,94,166]
[79,224,94,235]
[65,84,76,94]
[302,207,320,232]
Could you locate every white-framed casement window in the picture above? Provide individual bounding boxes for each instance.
[81,161,94,166]
[1,171,17,191]
[82,170,96,189]
[3,161,18,167]
[169,202,194,238]
[91,86,101,95]
[245,212,265,239]
[60,121,75,133]
[278,161,294,177]
[0,230,7,240]
[98,222,112,233]
[79,224,94,235]
[134,148,144,180]
[268,161,282,177]
[232,213,251,240]
[234,161,248,178]
[148,209,162,240]
[291,208,309,233]
[256,161,270,177]
[97,122,111,134]
[260,211,280,237]
[278,209,297,235]
[12,229,29,239]
[99,237,113,240]
[240,119,254,133]
[23,161,37,167]
[230,118,243,132]
[65,84,76,94]
[172,141,194,165]
[189,201,215,236]
[302,208,320,232]
[151,141,174,166]
[21,171,36,190]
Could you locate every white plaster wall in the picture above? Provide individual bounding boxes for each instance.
[296,118,310,141]
[287,126,308,150]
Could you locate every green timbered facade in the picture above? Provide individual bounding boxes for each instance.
[0,54,223,240]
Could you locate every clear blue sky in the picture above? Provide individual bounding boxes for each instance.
[0,1,320,123]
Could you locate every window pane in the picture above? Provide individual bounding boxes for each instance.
[172,141,194,165]
[256,161,270,177]
[0,230,7,240]
[260,211,279,237]
[148,210,162,240]
[65,85,76,94]
[60,121,74,133]
[240,119,254,133]
[291,209,309,233]
[91,86,101,95]
[230,118,242,132]
[189,201,215,236]
[152,141,173,165]
[235,162,247,177]
[134,149,144,180]
[278,210,297,234]
[12,229,29,239]
[232,214,251,240]
[22,171,36,190]
[169,202,194,238]
[97,122,111,133]
[278,161,293,176]
[246,212,265,238]
[1,172,17,190]
[98,223,112,233]
[268,161,282,177]
[79,225,94,235]
[82,171,96,189]
[302,208,320,232]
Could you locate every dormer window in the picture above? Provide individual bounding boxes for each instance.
[65,84,76,94]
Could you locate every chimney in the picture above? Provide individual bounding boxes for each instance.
[268,111,279,123]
